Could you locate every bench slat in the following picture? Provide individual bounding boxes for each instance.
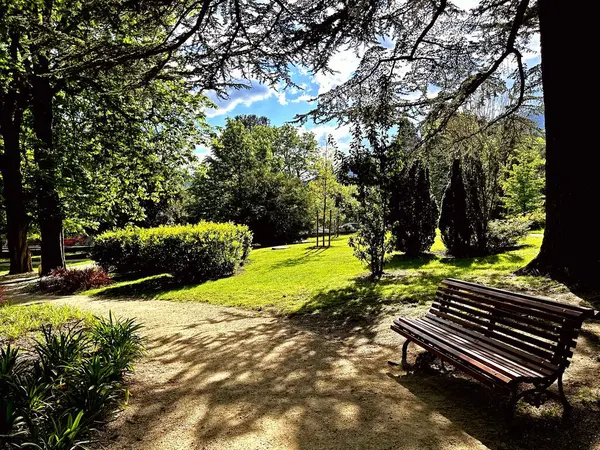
[442,279,587,320]
[391,320,513,384]
[423,316,555,377]
[437,289,577,335]
[391,325,507,388]
[431,303,572,357]
[408,318,545,379]
[444,278,596,319]
[433,298,577,349]
[430,308,561,361]
[394,318,533,381]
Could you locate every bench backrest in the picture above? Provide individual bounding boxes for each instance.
[431,279,597,369]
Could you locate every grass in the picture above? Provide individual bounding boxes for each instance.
[87,232,565,317]
[0,302,93,342]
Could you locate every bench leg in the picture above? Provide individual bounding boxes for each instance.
[507,383,519,420]
[557,372,572,412]
[401,339,411,370]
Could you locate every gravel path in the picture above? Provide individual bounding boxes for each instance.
[53,296,491,450]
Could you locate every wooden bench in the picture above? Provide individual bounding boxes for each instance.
[391,278,598,414]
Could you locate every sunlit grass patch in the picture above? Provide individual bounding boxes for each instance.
[87,232,559,318]
[0,302,93,342]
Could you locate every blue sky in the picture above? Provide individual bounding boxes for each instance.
[199,61,356,158]
[199,0,541,158]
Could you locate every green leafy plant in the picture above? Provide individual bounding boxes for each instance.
[35,410,89,450]
[91,313,144,377]
[91,222,253,282]
[34,324,88,382]
[1,314,144,449]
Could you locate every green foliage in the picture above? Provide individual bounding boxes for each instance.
[389,161,438,255]
[91,222,252,282]
[34,325,89,382]
[0,315,143,449]
[440,159,473,257]
[348,188,394,280]
[188,118,315,245]
[53,77,209,232]
[91,313,145,376]
[501,138,545,217]
[486,217,531,253]
[308,140,357,230]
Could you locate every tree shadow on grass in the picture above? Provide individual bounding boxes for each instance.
[270,246,331,270]
[91,273,184,300]
[385,253,437,270]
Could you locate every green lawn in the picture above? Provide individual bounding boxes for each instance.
[0,302,92,342]
[88,232,564,317]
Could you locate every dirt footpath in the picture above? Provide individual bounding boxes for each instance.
[54,296,600,450]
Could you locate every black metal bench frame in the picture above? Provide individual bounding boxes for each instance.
[391,278,598,415]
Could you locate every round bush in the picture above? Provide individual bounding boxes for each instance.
[91,222,252,282]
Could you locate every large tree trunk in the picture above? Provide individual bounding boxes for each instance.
[519,1,600,285]
[31,62,65,275]
[0,97,32,274]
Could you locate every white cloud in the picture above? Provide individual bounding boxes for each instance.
[290,94,315,104]
[205,80,293,117]
[304,123,352,153]
[273,88,288,106]
[313,47,362,95]
[523,34,541,62]
[205,83,273,118]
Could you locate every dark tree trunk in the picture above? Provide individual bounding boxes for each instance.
[519,1,600,285]
[0,96,32,274]
[31,62,65,275]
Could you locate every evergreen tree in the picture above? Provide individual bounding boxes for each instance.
[439,159,473,257]
[389,162,438,256]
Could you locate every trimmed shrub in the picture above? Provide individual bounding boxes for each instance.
[91,222,252,282]
[39,267,113,294]
[486,217,531,253]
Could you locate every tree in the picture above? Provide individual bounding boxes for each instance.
[188,118,314,245]
[340,102,405,278]
[502,138,545,217]
[348,187,393,280]
[274,125,318,180]
[0,0,339,273]
[439,159,473,258]
[389,162,438,256]
[308,136,345,243]
[53,76,207,233]
[291,1,596,284]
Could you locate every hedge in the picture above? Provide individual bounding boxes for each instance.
[91,222,252,282]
